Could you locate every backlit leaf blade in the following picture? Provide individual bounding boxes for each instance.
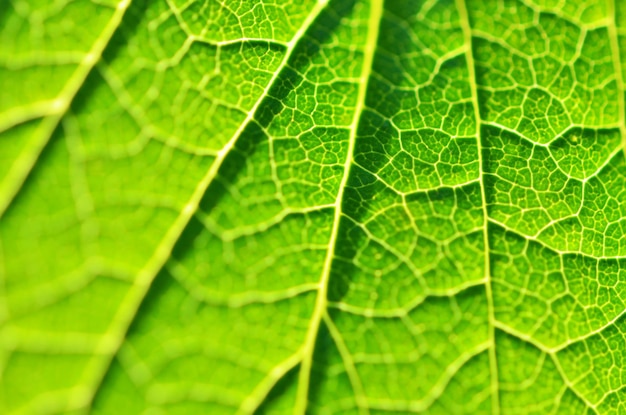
[3,0,626,414]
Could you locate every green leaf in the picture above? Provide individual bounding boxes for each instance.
[2,0,626,413]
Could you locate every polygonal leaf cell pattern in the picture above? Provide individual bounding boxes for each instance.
[2,0,626,414]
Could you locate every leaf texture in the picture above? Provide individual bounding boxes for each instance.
[2,0,626,414]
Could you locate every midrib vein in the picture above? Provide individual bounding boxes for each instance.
[293,0,383,413]
[0,0,133,218]
[456,0,501,413]
[82,2,331,411]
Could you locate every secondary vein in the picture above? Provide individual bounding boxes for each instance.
[81,2,332,411]
[456,0,501,413]
[0,0,134,218]
[607,0,626,158]
[293,0,384,413]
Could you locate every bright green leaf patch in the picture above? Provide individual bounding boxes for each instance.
[2,0,626,414]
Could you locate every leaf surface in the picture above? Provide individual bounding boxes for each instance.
[2,0,626,414]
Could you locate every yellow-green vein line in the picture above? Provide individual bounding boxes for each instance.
[456,0,501,413]
[293,0,384,413]
[608,0,626,158]
[0,0,133,217]
[79,1,331,411]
